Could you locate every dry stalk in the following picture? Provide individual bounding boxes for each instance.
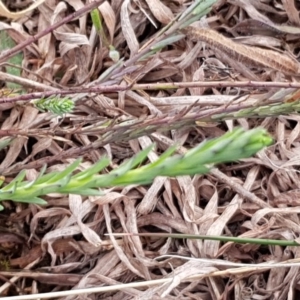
[3,97,300,176]
[1,81,300,104]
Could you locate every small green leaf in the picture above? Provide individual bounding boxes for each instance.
[142,145,177,171]
[35,171,60,185]
[13,197,48,205]
[72,157,110,180]
[110,145,154,177]
[179,0,217,21]
[90,8,102,33]
[151,34,185,51]
[192,0,218,15]
[45,159,82,184]
[69,189,103,196]
[1,170,26,191]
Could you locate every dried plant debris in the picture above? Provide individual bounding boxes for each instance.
[1,0,300,299]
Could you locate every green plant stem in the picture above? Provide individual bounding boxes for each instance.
[0,128,272,210]
[112,233,300,247]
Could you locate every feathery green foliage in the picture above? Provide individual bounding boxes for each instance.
[32,97,74,115]
[0,128,272,210]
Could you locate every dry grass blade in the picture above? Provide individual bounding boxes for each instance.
[98,1,116,44]
[183,26,300,75]
[3,258,300,300]
[121,0,139,56]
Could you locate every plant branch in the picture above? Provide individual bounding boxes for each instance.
[2,100,297,175]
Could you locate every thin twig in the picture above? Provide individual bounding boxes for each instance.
[0,81,300,104]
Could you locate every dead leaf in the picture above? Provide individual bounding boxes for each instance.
[145,0,174,25]
[0,0,46,19]
[99,1,116,43]
[121,0,139,56]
